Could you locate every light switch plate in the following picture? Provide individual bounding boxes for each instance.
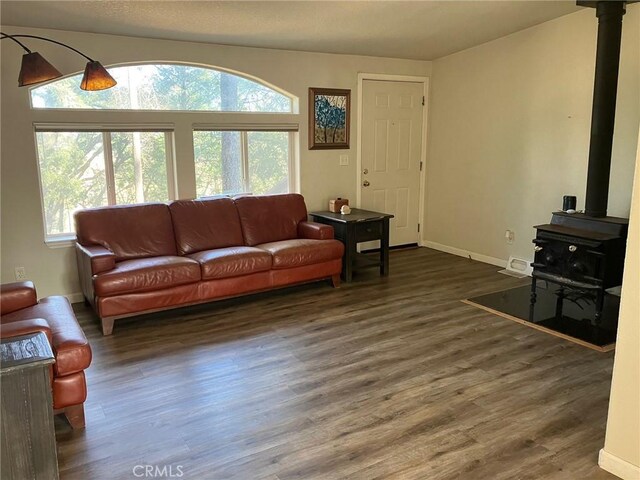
[339,155,349,166]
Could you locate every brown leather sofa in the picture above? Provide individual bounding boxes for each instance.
[0,281,92,428]
[75,194,344,335]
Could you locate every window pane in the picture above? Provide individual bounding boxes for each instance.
[111,132,169,204]
[194,131,243,197]
[31,64,292,112]
[247,132,289,195]
[36,132,107,236]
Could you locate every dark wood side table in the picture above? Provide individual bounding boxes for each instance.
[1,332,59,480]
[310,208,394,282]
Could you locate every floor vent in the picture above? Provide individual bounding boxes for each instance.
[498,256,532,278]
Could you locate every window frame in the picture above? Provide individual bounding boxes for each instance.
[29,61,297,114]
[193,125,297,198]
[28,62,301,248]
[33,124,177,247]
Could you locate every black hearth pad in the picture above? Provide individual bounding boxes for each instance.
[465,284,618,350]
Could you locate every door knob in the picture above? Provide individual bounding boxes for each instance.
[363,168,369,175]
[363,180,370,187]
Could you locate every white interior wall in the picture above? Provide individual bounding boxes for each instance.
[424,6,640,265]
[600,126,640,480]
[0,26,431,298]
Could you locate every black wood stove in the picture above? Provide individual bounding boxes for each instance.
[531,213,628,324]
[530,1,635,326]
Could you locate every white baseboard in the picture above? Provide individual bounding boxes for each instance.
[599,449,640,480]
[65,292,85,304]
[421,240,507,268]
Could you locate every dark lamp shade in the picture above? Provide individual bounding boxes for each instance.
[80,61,117,91]
[18,52,63,87]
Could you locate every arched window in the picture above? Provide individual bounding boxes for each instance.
[31,63,293,112]
[31,63,298,244]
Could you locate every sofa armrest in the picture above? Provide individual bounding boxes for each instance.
[0,318,53,346]
[76,243,115,305]
[298,221,334,240]
[76,243,116,275]
[0,281,38,315]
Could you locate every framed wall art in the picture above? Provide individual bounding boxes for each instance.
[308,87,351,150]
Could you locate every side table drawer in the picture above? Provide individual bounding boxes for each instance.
[355,221,382,242]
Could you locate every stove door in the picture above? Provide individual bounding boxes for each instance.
[533,233,603,286]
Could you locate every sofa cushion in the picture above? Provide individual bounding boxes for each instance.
[169,198,245,255]
[0,296,91,377]
[256,239,344,269]
[188,247,272,280]
[94,256,201,297]
[75,203,177,261]
[234,194,308,246]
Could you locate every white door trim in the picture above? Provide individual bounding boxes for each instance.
[356,73,429,245]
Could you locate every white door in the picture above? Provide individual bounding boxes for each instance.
[361,80,424,246]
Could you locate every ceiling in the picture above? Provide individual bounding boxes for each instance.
[1,1,582,61]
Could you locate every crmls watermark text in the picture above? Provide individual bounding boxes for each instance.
[133,465,184,478]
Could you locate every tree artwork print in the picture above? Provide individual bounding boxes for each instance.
[308,88,350,150]
[315,95,346,143]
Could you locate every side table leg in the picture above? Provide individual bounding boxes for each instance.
[381,219,390,276]
[344,224,356,283]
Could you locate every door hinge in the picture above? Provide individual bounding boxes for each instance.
[418,223,421,233]
[422,96,425,106]
[420,161,423,171]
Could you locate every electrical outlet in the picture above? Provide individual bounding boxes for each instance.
[339,155,349,166]
[15,266,26,281]
[505,230,515,244]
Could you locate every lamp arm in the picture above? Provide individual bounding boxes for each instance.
[0,32,32,53]
[0,32,95,62]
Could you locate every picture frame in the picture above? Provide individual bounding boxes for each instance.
[308,87,351,150]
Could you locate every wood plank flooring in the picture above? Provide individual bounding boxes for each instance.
[55,248,617,479]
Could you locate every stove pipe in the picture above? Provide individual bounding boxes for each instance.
[581,1,627,217]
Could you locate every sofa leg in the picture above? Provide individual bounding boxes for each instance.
[63,404,86,429]
[331,274,341,288]
[101,318,115,336]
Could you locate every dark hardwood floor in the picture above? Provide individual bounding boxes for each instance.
[55,248,616,479]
